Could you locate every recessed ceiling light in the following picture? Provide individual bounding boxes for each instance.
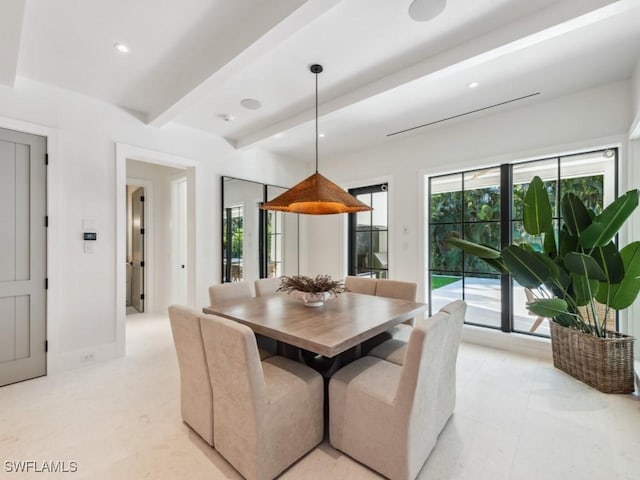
[318,133,325,138]
[113,43,130,54]
[240,98,262,110]
[467,81,480,89]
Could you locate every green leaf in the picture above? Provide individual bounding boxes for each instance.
[555,312,578,328]
[533,251,560,279]
[482,257,508,274]
[527,298,568,318]
[559,226,578,257]
[543,226,557,258]
[502,245,551,288]
[590,241,624,284]
[596,241,640,310]
[545,267,570,299]
[523,176,553,235]
[580,190,639,248]
[570,273,599,306]
[564,252,607,281]
[444,235,501,259]
[561,193,592,237]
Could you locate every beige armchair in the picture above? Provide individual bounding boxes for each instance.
[330,300,466,480]
[254,277,281,297]
[200,314,324,480]
[208,281,253,306]
[167,305,214,446]
[344,275,377,295]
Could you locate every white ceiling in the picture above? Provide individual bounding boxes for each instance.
[7,0,640,160]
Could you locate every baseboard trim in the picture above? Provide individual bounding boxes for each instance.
[47,342,122,373]
[461,324,552,360]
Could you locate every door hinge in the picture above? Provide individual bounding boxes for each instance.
[45,153,49,166]
[140,293,145,300]
[140,196,145,202]
[45,340,48,353]
[140,261,145,268]
[45,278,48,290]
[45,216,48,227]
[140,228,145,235]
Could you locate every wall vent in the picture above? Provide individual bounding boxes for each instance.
[387,92,541,137]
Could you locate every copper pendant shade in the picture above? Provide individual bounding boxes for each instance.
[261,64,372,215]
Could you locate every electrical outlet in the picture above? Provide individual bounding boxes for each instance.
[81,353,95,363]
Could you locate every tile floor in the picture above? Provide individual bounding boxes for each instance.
[1,312,638,479]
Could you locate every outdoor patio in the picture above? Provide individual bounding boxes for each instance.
[431,276,551,337]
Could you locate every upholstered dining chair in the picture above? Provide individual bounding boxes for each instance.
[330,300,466,480]
[209,281,274,359]
[168,305,213,446]
[369,300,464,366]
[254,277,281,297]
[361,279,418,353]
[344,275,377,295]
[200,314,324,480]
[208,281,253,306]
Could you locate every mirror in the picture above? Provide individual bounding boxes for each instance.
[222,177,299,283]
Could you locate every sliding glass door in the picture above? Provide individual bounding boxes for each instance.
[429,168,502,328]
[428,148,617,336]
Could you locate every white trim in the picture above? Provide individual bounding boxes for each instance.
[116,143,199,357]
[126,177,154,314]
[461,325,552,361]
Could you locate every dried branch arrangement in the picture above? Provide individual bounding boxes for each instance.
[278,275,345,295]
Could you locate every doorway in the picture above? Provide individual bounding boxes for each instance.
[0,127,47,386]
[126,184,146,313]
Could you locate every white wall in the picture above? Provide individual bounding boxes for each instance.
[306,80,634,307]
[631,58,640,138]
[0,77,307,371]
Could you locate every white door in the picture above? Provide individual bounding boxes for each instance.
[172,178,187,305]
[0,128,47,386]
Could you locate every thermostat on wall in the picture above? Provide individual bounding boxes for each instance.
[83,232,97,241]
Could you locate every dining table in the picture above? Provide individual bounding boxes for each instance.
[202,291,428,360]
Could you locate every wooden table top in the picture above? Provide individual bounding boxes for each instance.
[202,292,428,358]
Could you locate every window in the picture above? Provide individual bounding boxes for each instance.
[223,206,244,281]
[428,148,617,336]
[265,210,283,278]
[348,184,389,279]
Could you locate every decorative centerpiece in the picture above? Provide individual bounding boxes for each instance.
[278,275,345,307]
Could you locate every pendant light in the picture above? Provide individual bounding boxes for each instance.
[260,64,372,215]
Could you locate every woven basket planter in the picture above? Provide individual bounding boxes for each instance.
[550,321,635,394]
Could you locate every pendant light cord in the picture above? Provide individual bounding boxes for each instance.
[315,70,319,173]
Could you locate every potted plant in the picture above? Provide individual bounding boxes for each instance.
[446,176,639,393]
[278,275,345,307]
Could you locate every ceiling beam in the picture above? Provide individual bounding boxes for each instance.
[234,0,634,149]
[147,0,342,127]
[0,0,26,87]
